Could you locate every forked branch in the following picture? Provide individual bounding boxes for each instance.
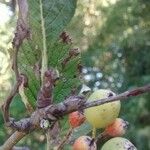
[6,84,150,132]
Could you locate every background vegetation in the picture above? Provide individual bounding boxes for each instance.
[0,0,150,149]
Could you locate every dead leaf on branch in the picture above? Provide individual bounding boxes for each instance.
[12,0,30,48]
[61,48,80,69]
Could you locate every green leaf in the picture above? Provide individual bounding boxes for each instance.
[71,122,92,140]
[17,0,79,105]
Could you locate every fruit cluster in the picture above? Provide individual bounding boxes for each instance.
[68,89,137,150]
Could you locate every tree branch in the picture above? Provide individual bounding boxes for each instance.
[12,48,19,79]
[1,81,20,123]
[1,75,28,123]
[83,84,150,109]
[1,84,150,149]
[1,0,30,124]
[7,84,150,132]
[0,131,27,150]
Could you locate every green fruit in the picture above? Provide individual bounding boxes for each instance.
[101,137,137,150]
[84,89,121,128]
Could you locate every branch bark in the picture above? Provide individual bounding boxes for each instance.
[1,81,21,123]
[0,131,27,150]
[83,84,150,109]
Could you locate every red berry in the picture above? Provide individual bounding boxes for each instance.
[69,111,85,128]
[73,136,97,150]
[105,118,129,137]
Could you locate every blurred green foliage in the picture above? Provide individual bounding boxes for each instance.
[0,0,150,149]
[68,0,150,149]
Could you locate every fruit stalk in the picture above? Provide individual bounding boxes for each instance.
[57,127,73,150]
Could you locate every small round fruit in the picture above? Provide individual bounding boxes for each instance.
[73,136,97,150]
[101,137,137,150]
[84,89,121,128]
[69,111,85,128]
[105,118,129,137]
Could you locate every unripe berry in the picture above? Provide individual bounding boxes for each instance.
[84,89,121,128]
[104,118,129,137]
[73,136,97,150]
[69,111,85,128]
[101,137,137,150]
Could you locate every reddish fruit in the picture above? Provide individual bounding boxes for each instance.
[69,111,85,128]
[104,118,129,137]
[73,136,97,150]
